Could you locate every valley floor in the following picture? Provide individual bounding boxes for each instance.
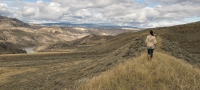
[0,51,107,90]
[0,30,145,90]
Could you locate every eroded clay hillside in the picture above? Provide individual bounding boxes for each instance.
[0,16,137,54]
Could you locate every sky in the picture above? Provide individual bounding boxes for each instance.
[0,0,200,28]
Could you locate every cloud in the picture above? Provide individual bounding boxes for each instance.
[0,0,200,27]
[34,2,65,21]
[51,0,200,27]
[153,3,200,22]
[20,1,66,21]
[0,3,9,15]
[148,0,200,4]
[22,7,36,17]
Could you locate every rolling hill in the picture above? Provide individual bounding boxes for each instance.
[0,16,200,90]
[155,22,200,67]
[0,16,30,28]
[40,21,200,67]
[79,52,200,90]
[0,16,138,54]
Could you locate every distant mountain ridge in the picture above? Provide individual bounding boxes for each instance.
[0,16,30,28]
[40,22,138,29]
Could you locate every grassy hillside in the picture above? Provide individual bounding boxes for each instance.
[35,34,114,52]
[79,52,200,90]
[0,18,200,89]
[154,22,200,67]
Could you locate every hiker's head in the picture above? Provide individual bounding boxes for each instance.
[150,30,154,36]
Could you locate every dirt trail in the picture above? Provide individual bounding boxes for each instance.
[155,36,163,52]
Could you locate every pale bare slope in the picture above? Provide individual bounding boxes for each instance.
[79,52,200,90]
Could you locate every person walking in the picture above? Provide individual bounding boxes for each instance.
[145,30,157,61]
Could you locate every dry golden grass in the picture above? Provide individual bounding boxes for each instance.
[79,52,200,90]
